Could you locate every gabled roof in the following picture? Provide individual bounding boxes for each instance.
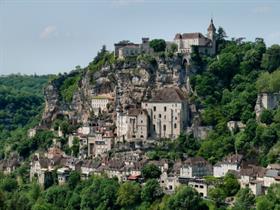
[148,87,187,103]
[127,108,147,116]
[222,154,243,164]
[174,32,207,40]
[183,157,209,166]
[240,165,266,178]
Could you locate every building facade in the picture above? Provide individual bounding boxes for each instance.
[116,108,149,141]
[87,131,114,157]
[141,87,188,139]
[114,38,153,59]
[174,19,216,55]
[180,157,212,178]
[213,154,243,177]
[91,94,114,113]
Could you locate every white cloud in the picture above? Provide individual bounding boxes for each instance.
[252,6,271,14]
[40,25,57,39]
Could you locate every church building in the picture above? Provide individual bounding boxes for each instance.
[174,19,217,55]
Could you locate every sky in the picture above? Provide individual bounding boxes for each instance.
[0,0,280,75]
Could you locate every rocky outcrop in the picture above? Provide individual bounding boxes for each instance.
[255,92,280,119]
[41,54,189,126]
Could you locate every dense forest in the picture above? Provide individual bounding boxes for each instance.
[0,74,50,158]
[1,31,280,210]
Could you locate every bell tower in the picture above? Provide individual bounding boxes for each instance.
[207,18,216,54]
[207,18,216,41]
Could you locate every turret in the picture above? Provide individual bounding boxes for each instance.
[207,18,216,54]
[207,18,216,41]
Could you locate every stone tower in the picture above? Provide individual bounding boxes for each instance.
[207,18,216,53]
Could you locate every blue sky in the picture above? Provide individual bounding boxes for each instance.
[0,0,280,75]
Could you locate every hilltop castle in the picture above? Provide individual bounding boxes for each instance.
[114,19,217,58]
[174,18,217,55]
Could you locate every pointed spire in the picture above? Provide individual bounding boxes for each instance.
[207,18,216,32]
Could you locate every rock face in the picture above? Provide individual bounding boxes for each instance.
[255,92,280,119]
[42,55,189,126]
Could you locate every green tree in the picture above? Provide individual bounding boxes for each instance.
[117,182,141,208]
[167,186,208,210]
[232,188,255,210]
[68,171,81,190]
[80,177,119,210]
[0,177,18,192]
[170,43,178,53]
[149,39,166,52]
[141,179,163,203]
[223,173,240,196]
[256,184,280,210]
[0,191,5,210]
[67,192,81,210]
[260,109,273,124]
[267,141,280,163]
[141,164,161,180]
[43,185,68,208]
[208,187,226,207]
[261,44,280,72]
[71,137,80,157]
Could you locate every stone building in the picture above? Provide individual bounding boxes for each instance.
[180,157,212,178]
[91,94,114,114]
[116,108,149,141]
[0,157,20,175]
[186,178,210,197]
[174,19,216,55]
[213,154,243,177]
[141,87,188,139]
[114,38,153,59]
[87,130,114,158]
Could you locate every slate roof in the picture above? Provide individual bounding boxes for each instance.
[174,32,207,40]
[265,169,280,178]
[183,157,209,166]
[240,165,266,178]
[149,87,187,103]
[127,108,147,116]
[82,160,101,169]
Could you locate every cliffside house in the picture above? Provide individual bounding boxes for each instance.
[213,154,243,177]
[180,157,212,178]
[0,157,20,175]
[141,87,188,139]
[116,108,149,141]
[87,130,114,158]
[91,94,114,114]
[114,38,153,59]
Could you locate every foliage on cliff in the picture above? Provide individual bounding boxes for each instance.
[88,45,115,73]
[189,40,280,165]
[59,72,81,102]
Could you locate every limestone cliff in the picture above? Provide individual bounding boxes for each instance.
[41,54,189,126]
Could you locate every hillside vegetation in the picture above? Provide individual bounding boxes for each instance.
[1,35,280,210]
[0,74,49,158]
